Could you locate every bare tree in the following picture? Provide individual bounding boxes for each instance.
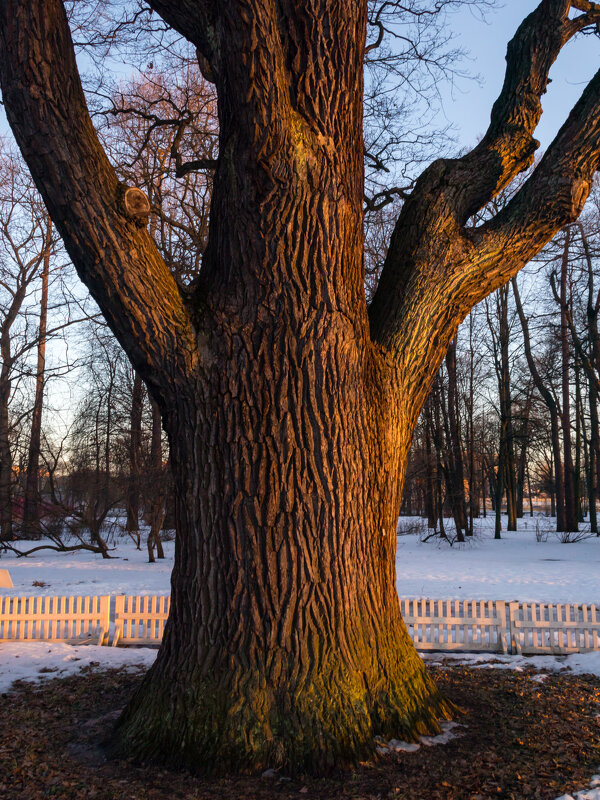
[0,150,51,540]
[2,0,600,774]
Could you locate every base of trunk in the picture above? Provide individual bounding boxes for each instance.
[107,622,454,775]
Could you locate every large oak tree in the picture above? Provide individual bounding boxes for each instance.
[1,0,600,775]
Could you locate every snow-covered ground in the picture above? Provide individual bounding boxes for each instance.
[2,514,599,604]
[396,514,600,604]
[0,641,157,693]
[1,513,600,691]
[0,532,175,598]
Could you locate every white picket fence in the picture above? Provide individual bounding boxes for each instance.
[112,594,169,646]
[399,598,510,654]
[1,594,599,655]
[0,594,110,645]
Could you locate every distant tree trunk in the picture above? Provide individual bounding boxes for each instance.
[481,454,487,518]
[147,398,165,562]
[513,278,566,531]
[0,274,29,540]
[578,222,599,533]
[516,389,532,520]
[498,287,517,531]
[574,352,584,522]
[0,373,11,541]
[467,313,477,533]
[526,460,534,517]
[588,369,599,533]
[22,216,52,537]
[424,403,436,529]
[126,371,143,543]
[558,230,578,532]
[445,337,468,540]
[494,448,503,540]
[431,381,447,538]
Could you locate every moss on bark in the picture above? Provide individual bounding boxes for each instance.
[108,618,454,775]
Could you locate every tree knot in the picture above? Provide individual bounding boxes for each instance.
[118,185,151,228]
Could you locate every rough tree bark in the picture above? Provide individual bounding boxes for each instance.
[1,0,600,774]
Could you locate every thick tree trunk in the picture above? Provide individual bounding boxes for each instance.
[107,3,451,771]
[116,328,450,772]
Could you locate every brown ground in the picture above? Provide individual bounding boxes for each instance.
[0,661,599,800]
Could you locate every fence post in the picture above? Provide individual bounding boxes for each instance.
[112,595,125,647]
[508,601,521,655]
[495,601,509,654]
[99,596,110,646]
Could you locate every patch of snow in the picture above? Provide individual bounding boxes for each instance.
[379,721,463,754]
[386,740,421,753]
[419,720,463,746]
[0,533,175,598]
[422,650,600,678]
[0,641,157,693]
[261,768,279,779]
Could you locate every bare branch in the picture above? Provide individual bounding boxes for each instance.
[0,0,199,404]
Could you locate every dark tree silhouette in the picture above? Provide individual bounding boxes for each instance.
[1,0,600,775]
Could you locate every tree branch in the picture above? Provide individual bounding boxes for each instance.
[369,0,600,424]
[467,66,600,279]
[0,0,198,405]
[146,0,218,82]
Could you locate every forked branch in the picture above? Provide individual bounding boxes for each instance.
[370,0,600,414]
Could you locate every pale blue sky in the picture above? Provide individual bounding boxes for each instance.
[1,2,598,156]
[443,1,599,151]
